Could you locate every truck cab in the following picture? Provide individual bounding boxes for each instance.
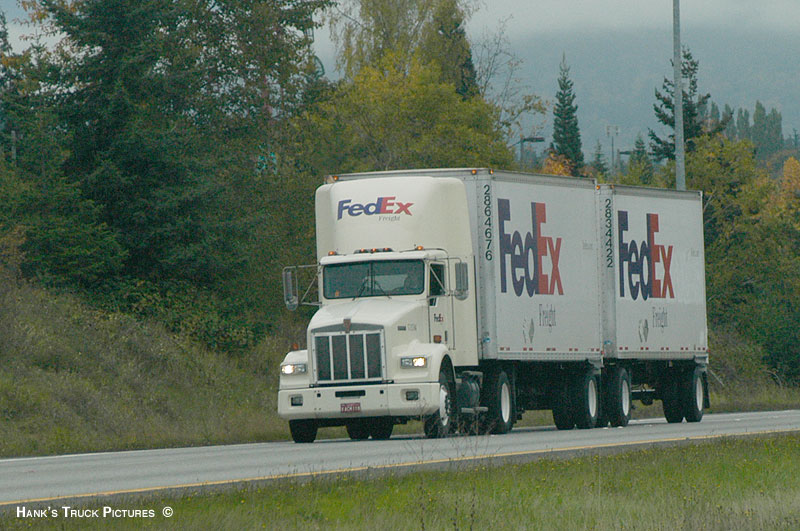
[278,175,477,442]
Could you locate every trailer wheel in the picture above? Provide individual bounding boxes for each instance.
[661,378,684,424]
[424,365,455,438]
[552,382,575,430]
[346,420,370,440]
[682,367,705,423]
[370,417,394,440]
[606,367,632,427]
[289,419,318,443]
[485,370,515,434]
[574,371,599,429]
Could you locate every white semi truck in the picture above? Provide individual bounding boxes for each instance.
[278,169,709,443]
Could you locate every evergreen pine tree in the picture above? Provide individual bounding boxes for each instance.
[552,54,583,175]
[629,134,654,185]
[422,0,479,99]
[736,108,751,141]
[648,48,724,161]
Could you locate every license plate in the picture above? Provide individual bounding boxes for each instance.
[341,402,361,414]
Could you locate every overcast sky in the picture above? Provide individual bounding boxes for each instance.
[8,1,799,57]
[312,0,800,71]
[466,0,800,34]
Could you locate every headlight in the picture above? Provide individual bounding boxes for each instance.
[400,356,427,369]
[281,363,307,375]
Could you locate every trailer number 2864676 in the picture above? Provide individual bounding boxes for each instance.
[484,184,493,261]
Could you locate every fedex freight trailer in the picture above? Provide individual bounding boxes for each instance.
[278,169,708,442]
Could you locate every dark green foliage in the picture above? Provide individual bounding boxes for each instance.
[751,101,784,161]
[0,36,126,289]
[688,135,800,384]
[552,55,583,175]
[46,0,238,286]
[0,0,332,349]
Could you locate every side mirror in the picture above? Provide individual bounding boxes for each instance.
[454,262,469,301]
[283,267,299,311]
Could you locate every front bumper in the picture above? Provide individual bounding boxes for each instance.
[278,382,440,421]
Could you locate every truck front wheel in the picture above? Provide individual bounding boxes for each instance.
[289,419,318,443]
[424,365,455,438]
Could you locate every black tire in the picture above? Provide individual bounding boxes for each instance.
[574,371,599,429]
[346,420,370,440]
[484,369,515,434]
[682,367,705,423]
[289,419,318,443]
[424,364,456,438]
[552,382,575,430]
[661,377,684,424]
[370,417,394,440]
[606,367,632,427]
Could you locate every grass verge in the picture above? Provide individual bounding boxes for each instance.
[3,433,799,529]
[0,278,291,457]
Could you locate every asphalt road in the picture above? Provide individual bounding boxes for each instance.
[2,410,799,506]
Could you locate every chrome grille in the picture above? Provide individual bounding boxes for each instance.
[313,330,384,383]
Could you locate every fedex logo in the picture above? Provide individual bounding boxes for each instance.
[337,197,413,220]
[498,199,563,296]
[618,211,674,300]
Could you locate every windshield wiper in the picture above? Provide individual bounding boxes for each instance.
[353,280,369,300]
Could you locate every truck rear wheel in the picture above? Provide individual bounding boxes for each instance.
[370,417,394,440]
[289,419,318,443]
[552,382,575,430]
[424,365,455,438]
[346,420,370,440]
[661,377,684,423]
[574,371,599,429]
[606,367,632,427]
[682,367,705,423]
[485,370,515,434]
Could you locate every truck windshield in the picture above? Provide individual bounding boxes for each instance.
[324,260,425,299]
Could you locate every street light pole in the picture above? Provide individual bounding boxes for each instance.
[606,125,619,174]
[516,136,545,168]
[673,0,686,190]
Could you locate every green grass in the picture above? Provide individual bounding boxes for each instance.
[3,433,799,530]
[0,277,292,457]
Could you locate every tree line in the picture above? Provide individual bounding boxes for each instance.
[1,2,798,383]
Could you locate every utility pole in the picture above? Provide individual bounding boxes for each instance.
[673,0,686,190]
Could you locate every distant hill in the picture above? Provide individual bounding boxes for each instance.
[511,26,800,158]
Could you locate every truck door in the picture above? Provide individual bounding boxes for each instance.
[428,262,454,348]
